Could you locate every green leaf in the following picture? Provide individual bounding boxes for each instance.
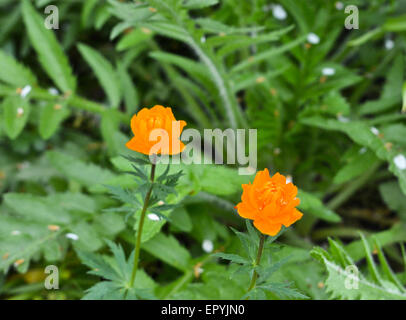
[39,102,70,140]
[77,43,121,108]
[142,233,192,271]
[0,50,37,87]
[169,206,192,232]
[312,236,406,300]
[182,0,218,9]
[231,35,306,73]
[4,193,71,225]
[298,190,341,222]
[2,96,30,140]
[47,150,116,190]
[101,109,125,155]
[195,18,264,35]
[379,181,406,221]
[384,14,406,32]
[117,61,139,114]
[333,150,380,185]
[300,117,406,195]
[22,0,76,93]
[212,252,249,265]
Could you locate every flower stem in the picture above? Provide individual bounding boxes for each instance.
[247,233,266,295]
[129,162,156,289]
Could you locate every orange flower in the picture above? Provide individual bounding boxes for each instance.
[235,169,303,236]
[126,105,187,155]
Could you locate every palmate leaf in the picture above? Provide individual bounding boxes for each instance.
[78,240,156,300]
[311,237,406,300]
[104,185,140,206]
[252,282,309,300]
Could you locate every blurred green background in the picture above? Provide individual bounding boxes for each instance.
[1,0,406,299]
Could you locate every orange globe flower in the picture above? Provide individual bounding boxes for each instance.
[235,169,303,236]
[126,105,187,155]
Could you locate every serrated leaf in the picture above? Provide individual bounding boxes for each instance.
[212,252,249,265]
[39,102,70,139]
[77,43,121,108]
[47,151,116,189]
[2,96,30,140]
[0,50,37,87]
[22,0,76,93]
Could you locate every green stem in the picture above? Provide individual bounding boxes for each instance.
[247,233,266,295]
[129,162,156,289]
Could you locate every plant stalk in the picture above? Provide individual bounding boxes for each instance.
[247,233,266,295]
[129,161,156,289]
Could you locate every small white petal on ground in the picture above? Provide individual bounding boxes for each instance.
[385,39,394,50]
[272,5,287,20]
[148,213,161,221]
[370,127,379,135]
[66,233,79,241]
[394,154,406,170]
[322,67,336,76]
[307,33,320,44]
[202,239,214,253]
[20,85,32,98]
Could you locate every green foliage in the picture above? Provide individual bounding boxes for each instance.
[0,0,406,301]
[312,236,406,299]
[77,241,156,300]
[21,0,76,93]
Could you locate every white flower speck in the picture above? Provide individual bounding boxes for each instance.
[335,2,344,10]
[200,36,206,43]
[20,85,32,98]
[48,87,59,96]
[11,230,21,236]
[307,33,320,44]
[370,127,379,136]
[148,213,161,221]
[359,147,367,154]
[286,175,293,184]
[272,5,287,20]
[385,39,394,50]
[322,67,336,76]
[17,107,24,116]
[202,239,214,253]
[66,233,79,241]
[394,154,406,170]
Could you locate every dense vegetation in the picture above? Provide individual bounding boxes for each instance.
[1,0,406,300]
